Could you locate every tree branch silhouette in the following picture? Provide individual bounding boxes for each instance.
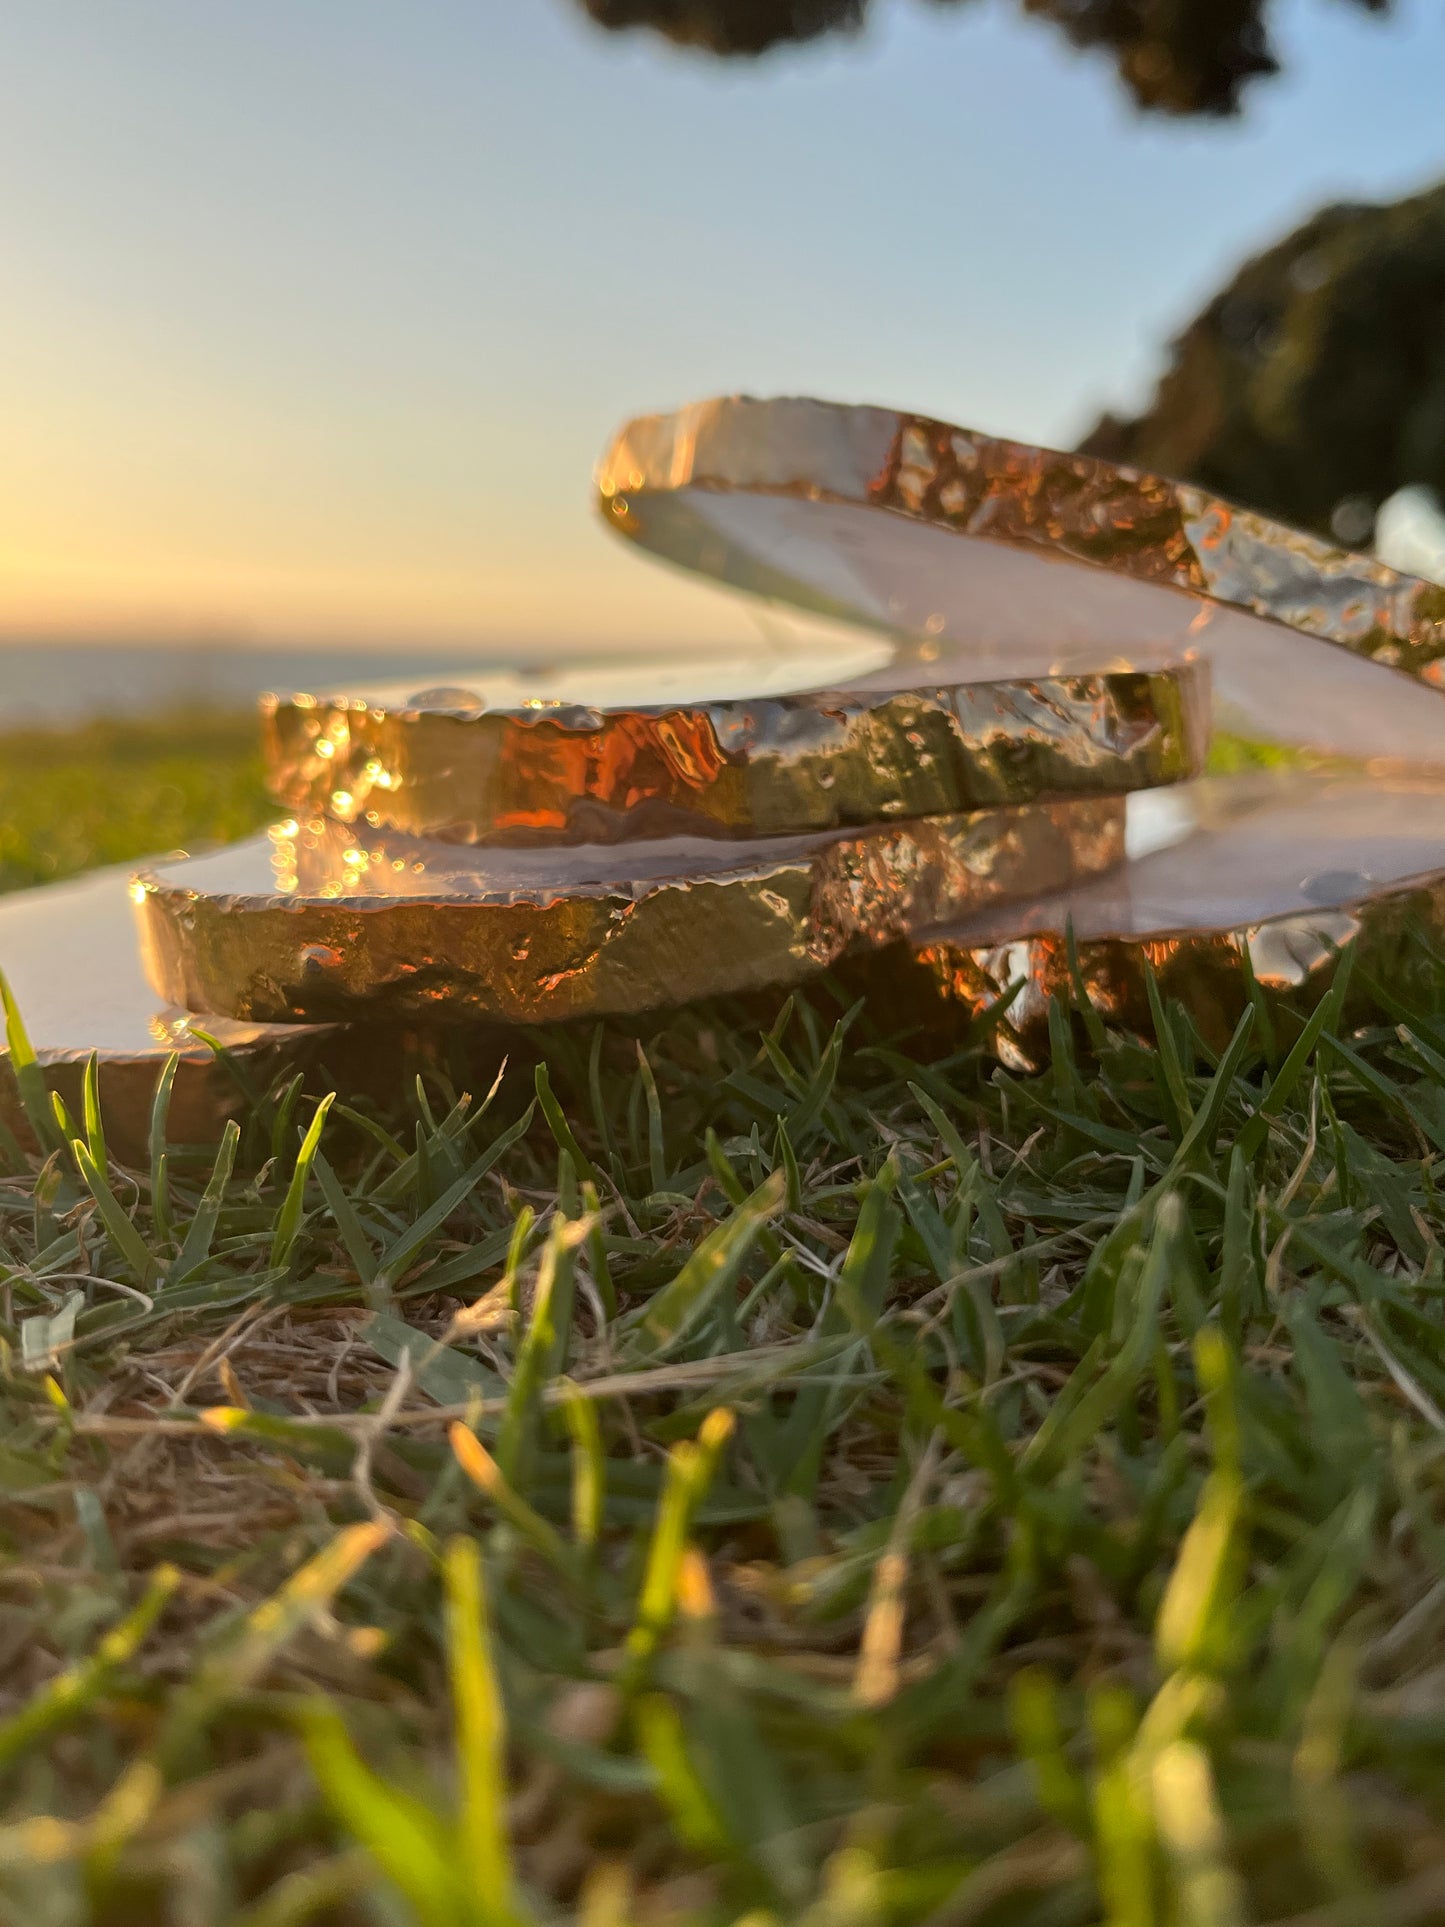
[577,0,1391,117]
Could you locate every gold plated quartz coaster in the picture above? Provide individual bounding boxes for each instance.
[598,395,1445,770]
[262,655,1207,846]
[133,799,1126,1026]
[0,861,327,1158]
[870,772,1445,1059]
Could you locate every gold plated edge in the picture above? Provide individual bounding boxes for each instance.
[132,799,1127,1026]
[596,394,1445,684]
[260,661,1209,844]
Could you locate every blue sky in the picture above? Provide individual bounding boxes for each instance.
[1,0,1442,652]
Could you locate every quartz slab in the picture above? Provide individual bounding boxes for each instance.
[261,657,1207,845]
[133,799,1127,1026]
[597,395,1445,771]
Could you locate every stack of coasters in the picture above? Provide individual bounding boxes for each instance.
[131,395,1219,1032]
[8,389,1444,1143]
[598,395,1445,1054]
[133,648,1198,1025]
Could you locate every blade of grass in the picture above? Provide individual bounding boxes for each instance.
[1,968,61,1155]
[300,1704,461,1927]
[562,1382,605,1551]
[635,1171,786,1358]
[636,1042,667,1194]
[1237,947,1356,1160]
[148,1051,179,1246]
[271,1092,335,1270]
[170,1118,241,1283]
[72,1139,159,1285]
[536,1062,597,1187]
[80,1051,106,1172]
[496,1213,580,1484]
[450,1424,574,1577]
[0,1564,179,1771]
[623,1409,734,1690]
[314,1149,377,1287]
[443,1535,516,1924]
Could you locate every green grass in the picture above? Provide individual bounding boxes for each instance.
[0,710,270,891]
[4,714,1445,1925]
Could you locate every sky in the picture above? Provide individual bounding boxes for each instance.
[1,0,1443,657]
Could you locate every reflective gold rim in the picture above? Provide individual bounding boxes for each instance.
[134,799,1127,1026]
[597,395,1445,686]
[261,661,1209,845]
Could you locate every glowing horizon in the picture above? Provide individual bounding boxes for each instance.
[2,0,1442,648]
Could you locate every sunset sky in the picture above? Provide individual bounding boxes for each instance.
[3,0,1444,657]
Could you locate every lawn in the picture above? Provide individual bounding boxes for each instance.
[0,711,271,894]
[3,711,1445,1926]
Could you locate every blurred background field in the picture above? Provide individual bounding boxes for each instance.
[0,709,1306,902]
[0,711,267,893]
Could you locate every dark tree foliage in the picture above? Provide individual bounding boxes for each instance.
[578,0,1390,116]
[581,0,861,58]
[1079,183,1445,543]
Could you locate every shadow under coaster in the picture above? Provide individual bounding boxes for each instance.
[852,771,1445,1060]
